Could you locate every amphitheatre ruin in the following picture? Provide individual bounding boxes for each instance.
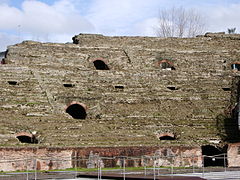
[1,32,240,171]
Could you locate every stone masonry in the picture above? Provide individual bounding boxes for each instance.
[1,33,240,169]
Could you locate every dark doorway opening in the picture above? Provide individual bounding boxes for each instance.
[66,103,87,119]
[16,135,38,144]
[93,60,109,70]
[202,145,227,167]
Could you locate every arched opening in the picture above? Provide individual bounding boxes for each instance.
[93,60,109,70]
[231,62,240,71]
[17,136,32,143]
[202,145,227,167]
[16,132,38,144]
[66,102,87,119]
[158,133,176,140]
[157,60,175,70]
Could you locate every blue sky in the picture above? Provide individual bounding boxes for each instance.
[0,0,240,51]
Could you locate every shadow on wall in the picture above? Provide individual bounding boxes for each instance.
[216,78,240,143]
[216,111,240,143]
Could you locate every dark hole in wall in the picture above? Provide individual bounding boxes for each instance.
[202,145,227,167]
[16,135,38,144]
[8,81,18,85]
[231,64,240,71]
[1,59,5,64]
[160,62,175,70]
[66,104,87,119]
[115,85,124,89]
[63,84,74,87]
[159,136,176,140]
[0,51,6,64]
[93,60,109,70]
[222,87,231,91]
[167,86,176,90]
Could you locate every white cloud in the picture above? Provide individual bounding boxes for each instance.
[0,0,94,51]
[0,4,22,30]
[204,3,240,33]
[85,0,240,36]
[53,0,78,15]
[131,18,159,36]
[87,0,163,35]
[1,0,240,51]
[22,0,94,34]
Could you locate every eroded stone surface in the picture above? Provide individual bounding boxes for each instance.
[1,33,240,169]
[0,146,201,171]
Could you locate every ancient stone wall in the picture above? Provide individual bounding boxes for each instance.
[0,146,201,171]
[0,33,240,168]
[227,143,240,167]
